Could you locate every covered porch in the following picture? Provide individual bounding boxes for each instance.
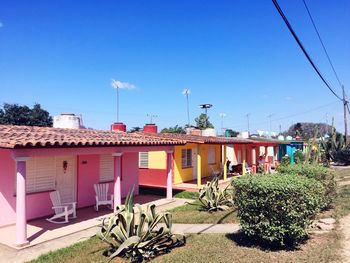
[8,145,177,247]
[0,195,173,249]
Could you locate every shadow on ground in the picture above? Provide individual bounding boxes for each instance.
[225,231,308,252]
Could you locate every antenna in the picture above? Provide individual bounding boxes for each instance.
[147,114,158,124]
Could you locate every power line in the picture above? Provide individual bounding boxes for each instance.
[272,0,343,101]
[302,0,343,88]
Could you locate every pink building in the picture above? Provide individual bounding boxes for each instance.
[0,125,184,247]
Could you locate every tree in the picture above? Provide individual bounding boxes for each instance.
[194,113,214,130]
[0,103,53,127]
[128,127,142,133]
[225,129,239,137]
[283,122,332,140]
[161,125,185,134]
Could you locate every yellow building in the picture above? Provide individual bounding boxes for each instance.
[139,133,252,188]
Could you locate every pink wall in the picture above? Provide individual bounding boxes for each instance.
[77,154,100,208]
[0,149,53,227]
[0,149,142,227]
[121,152,139,197]
[0,149,16,226]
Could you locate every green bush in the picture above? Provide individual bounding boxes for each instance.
[293,149,305,164]
[233,175,325,247]
[280,155,290,166]
[278,164,337,208]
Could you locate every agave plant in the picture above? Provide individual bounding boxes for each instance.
[97,189,185,262]
[198,177,235,211]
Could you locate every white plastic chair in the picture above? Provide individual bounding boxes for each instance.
[94,183,114,211]
[47,191,77,224]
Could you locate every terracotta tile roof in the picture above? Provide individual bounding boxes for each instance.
[0,125,186,149]
[137,132,253,145]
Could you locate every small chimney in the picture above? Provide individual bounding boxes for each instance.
[143,123,158,133]
[111,122,126,132]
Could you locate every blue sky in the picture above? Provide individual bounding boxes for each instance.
[0,0,349,134]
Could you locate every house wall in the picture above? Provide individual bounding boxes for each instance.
[139,151,167,187]
[173,143,197,184]
[0,149,140,227]
[0,149,54,227]
[173,143,221,184]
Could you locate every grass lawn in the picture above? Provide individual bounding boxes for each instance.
[29,231,341,263]
[30,168,350,263]
[168,200,238,224]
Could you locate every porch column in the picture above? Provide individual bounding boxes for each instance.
[242,145,246,175]
[112,152,123,211]
[252,147,257,174]
[166,151,174,200]
[264,146,268,162]
[223,145,227,181]
[197,146,201,189]
[14,157,30,247]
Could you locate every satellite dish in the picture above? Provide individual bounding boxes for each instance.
[257,130,264,136]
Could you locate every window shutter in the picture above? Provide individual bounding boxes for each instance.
[99,154,114,182]
[26,157,56,193]
[139,152,149,168]
[181,149,192,168]
[208,148,216,164]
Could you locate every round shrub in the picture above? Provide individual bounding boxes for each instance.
[233,174,325,247]
[277,164,336,208]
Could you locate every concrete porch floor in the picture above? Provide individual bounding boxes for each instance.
[173,174,239,192]
[0,194,172,250]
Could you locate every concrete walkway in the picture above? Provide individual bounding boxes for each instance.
[0,198,239,263]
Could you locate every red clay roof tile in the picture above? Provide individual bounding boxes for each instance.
[0,125,186,149]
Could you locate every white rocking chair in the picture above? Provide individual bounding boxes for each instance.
[94,183,114,211]
[47,191,77,224]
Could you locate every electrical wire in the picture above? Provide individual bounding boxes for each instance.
[302,0,343,88]
[272,0,343,101]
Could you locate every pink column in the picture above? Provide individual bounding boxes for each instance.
[113,152,123,211]
[251,147,257,174]
[166,151,174,200]
[15,157,30,247]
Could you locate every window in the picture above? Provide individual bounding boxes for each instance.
[26,157,56,193]
[181,149,192,168]
[139,152,149,168]
[208,147,216,164]
[99,154,114,182]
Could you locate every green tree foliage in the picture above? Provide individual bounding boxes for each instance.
[194,113,214,130]
[0,103,53,127]
[225,129,239,137]
[160,125,185,134]
[128,127,142,133]
[283,122,332,140]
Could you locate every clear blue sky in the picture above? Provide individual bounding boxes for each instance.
[0,0,349,134]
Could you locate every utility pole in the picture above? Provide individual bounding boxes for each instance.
[246,113,250,135]
[343,85,348,144]
[182,89,191,127]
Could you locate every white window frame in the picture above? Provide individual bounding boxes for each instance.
[99,154,115,183]
[139,152,149,169]
[181,149,192,168]
[208,147,216,165]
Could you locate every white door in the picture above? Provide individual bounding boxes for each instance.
[192,148,197,180]
[56,156,77,203]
